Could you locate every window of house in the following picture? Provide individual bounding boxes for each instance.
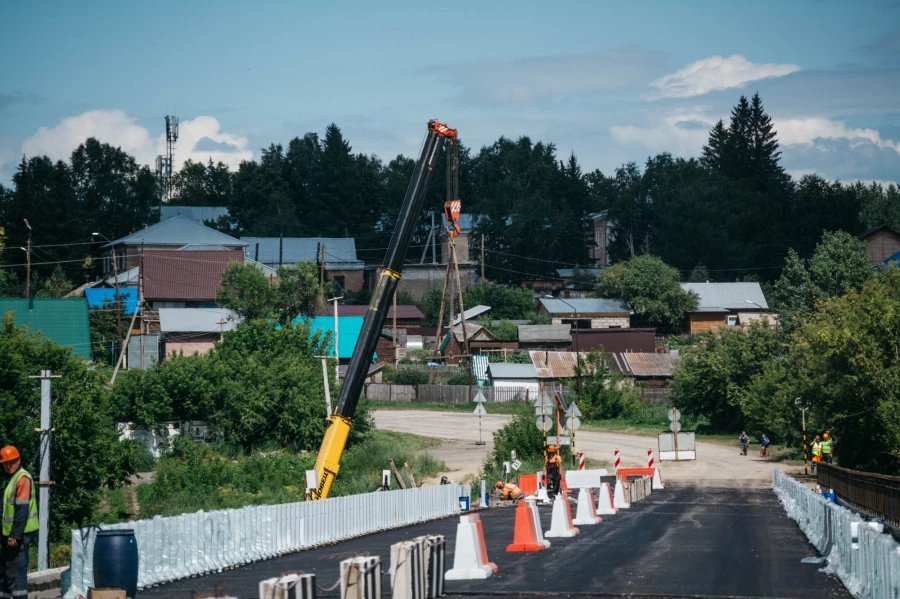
[727,315,738,326]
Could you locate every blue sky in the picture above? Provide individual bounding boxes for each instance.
[1,0,898,185]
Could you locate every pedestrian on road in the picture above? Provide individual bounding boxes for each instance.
[810,435,822,472]
[759,434,770,458]
[739,432,749,456]
[0,446,38,599]
[496,481,524,501]
[544,445,563,499]
[821,433,834,464]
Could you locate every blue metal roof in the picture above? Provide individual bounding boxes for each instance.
[883,250,900,266]
[539,298,631,314]
[302,316,375,360]
[242,237,364,270]
[84,288,140,315]
[105,215,246,248]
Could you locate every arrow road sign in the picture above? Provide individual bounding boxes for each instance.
[536,415,552,430]
[473,403,487,416]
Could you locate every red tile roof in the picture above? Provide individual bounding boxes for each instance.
[142,250,244,302]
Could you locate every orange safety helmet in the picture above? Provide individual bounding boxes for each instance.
[548,444,557,453]
[823,433,830,440]
[496,481,503,489]
[0,446,20,463]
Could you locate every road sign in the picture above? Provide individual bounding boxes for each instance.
[511,459,522,471]
[536,415,552,430]
[473,390,486,403]
[473,403,487,416]
[535,404,553,415]
[554,391,568,412]
[670,420,681,433]
[668,408,681,422]
[565,416,582,432]
[546,436,571,446]
[567,403,582,418]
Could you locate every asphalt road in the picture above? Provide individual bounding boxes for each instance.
[374,410,795,487]
[137,486,846,599]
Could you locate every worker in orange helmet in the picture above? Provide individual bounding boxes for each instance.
[0,446,38,599]
[495,480,524,501]
[544,444,563,500]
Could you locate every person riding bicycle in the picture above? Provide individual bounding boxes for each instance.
[739,431,749,456]
[760,434,770,458]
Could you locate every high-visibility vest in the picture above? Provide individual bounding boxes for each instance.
[501,483,523,499]
[811,442,822,457]
[3,468,38,537]
[820,440,833,455]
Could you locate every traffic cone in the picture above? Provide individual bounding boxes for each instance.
[544,492,580,537]
[596,482,618,515]
[651,468,664,490]
[445,514,497,580]
[535,471,550,503]
[613,479,631,509]
[507,500,550,552]
[572,487,601,525]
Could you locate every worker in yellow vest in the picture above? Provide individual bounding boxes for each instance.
[496,481,524,501]
[820,433,834,464]
[544,445,563,499]
[0,446,38,599]
[810,435,822,472]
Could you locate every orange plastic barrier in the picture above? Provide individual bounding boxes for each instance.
[518,474,537,496]
[506,502,548,552]
[617,467,659,480]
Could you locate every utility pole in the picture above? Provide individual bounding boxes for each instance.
[481,233,485,284]
[139,245,145,370]
[218,319,226,343]
[393,289,398,367]
[93,233,122,356]
[318,356,332,416]
[23,219,32,298]
[328,296,343,360]
[320,243,326,289]
[29,369,59,571]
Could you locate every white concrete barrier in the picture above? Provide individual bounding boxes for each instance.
[65,483,468,598]
[564,469,609,489]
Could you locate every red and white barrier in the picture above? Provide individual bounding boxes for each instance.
[614,449,620,473]
[545,492,580,537]
[648,449,654,469]
[596,482,618,515]
[445,514,497,580]
[572,488,602,525]
[578,452,585,470]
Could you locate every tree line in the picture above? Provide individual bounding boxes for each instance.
[2,93,898,296]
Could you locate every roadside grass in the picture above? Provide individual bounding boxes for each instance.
[93,430,447,524]
[362,399,525,415]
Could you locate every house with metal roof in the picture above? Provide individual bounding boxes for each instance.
[517,324,571,350]
[680,282,770,334]
[487,363,539,396]
[0,298,92,360]
[159,308,241,358]
[242,237,365,292]
[304,316,374,364]
[143,249,244,308]
[84,287,140,315]
[324,304,424,327]
[100,215,246,278]
[858,225,900,267]
[451,305,491,326]
[439,322,515,364]
[537,298,632,329]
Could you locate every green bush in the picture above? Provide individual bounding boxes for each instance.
[573,351,640,419]
[392,368,429,385]
[445,371,471,385]
[484,405,544,473]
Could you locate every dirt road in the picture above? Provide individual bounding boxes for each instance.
[374,410,797,487]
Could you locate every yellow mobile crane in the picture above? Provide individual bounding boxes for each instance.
[308,120,459,500]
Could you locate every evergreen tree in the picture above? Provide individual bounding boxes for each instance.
[171,159,233,208]
[748,92,784,184]
[722,95,752,179]
[700,120,728,172]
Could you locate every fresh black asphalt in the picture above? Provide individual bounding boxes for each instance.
[137,486,848,599]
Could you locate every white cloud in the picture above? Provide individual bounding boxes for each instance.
[20,109,252,172]
[647,55,800,99]
[776,117,900,154]
[610,110,717,156]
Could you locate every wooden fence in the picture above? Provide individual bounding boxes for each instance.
[363,383,531,403]
[639,386,673,404]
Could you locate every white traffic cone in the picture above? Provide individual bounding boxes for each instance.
[526,499,551,548]
[651,468,665,490]
[445,514,497,580]
[596,482,618,515]
[544,492,580,537]
[614,479,631,509]
[572,488,601,525]
[535,471,551,504]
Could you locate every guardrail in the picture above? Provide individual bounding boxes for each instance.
[65,483,468,598]
[817,462,900,528]
[773,469,900,598]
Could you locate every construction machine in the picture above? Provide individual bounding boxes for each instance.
[307,120,459,500]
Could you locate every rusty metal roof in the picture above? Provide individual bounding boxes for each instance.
[620,352,680,378]
[529,351,588,379]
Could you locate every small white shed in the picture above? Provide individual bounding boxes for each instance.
[487,363,539,396]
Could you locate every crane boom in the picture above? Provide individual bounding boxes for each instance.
[308,120,458,500]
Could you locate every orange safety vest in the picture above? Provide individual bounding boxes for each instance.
[501,483,523,499]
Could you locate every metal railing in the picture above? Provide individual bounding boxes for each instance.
[65,483,467,598]
[817,463,900,527]
[774,469,900,598]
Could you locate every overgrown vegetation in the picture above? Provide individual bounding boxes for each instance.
[573,351,640,420]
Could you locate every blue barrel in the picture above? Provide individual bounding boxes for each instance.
[93,529,139,599]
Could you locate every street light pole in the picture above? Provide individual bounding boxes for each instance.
[328,296,344,360]
[795,396,808,476]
